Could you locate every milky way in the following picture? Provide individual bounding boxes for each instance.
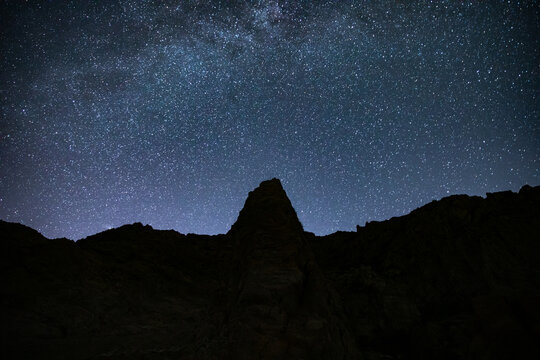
[1,1,538,239]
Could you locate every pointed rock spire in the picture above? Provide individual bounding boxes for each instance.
[229,178,303,235]
[223,179,358,359]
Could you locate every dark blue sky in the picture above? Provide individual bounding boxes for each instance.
[1,0,538,239]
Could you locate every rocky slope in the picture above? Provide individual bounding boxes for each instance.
[311,184,540,359]
[1,180,539,359]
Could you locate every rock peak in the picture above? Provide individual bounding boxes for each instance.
[228,178,303,234]
[225,179,357,358]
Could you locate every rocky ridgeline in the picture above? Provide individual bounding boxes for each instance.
[1,181,539,359]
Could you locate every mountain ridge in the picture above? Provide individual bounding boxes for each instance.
[4,182,536,242]
[1,180,539,359]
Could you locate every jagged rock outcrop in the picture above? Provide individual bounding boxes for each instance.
[1,181,539,359]
[223,179,358,359]
[311,184,540,359]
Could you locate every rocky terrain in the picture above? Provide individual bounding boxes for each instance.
[2,179,539,359]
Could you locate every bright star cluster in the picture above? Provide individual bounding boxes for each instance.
[1,1,538,239]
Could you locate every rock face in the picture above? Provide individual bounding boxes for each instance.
[1,181,540,359]
[311,184,540,359]
[224,179,357,359]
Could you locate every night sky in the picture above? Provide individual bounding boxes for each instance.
[1,1,538,240]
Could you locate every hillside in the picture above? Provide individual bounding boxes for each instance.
[2,180,539,359]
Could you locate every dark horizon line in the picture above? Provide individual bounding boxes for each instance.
[1,181,537,242]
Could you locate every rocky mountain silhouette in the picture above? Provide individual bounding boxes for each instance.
[2,179,539,359]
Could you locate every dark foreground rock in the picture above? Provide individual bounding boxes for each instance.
[1,180,539,359]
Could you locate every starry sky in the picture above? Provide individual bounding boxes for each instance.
[1,0,538,240]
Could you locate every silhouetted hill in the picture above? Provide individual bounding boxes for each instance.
[1,180,539,359]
